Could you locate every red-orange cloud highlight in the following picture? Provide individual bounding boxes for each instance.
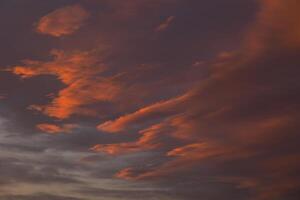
[36,123,78,134]
[10,50,120,119]
[36,4,89,37]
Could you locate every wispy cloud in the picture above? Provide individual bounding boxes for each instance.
[155,16,175,32]
[36,4,89,37]
[36,123,78,134]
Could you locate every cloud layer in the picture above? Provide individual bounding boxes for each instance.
[0,0,299,200]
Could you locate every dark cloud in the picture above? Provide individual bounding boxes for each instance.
[0,156,81,185]
[75,186,174,200]
[0,194,85,200]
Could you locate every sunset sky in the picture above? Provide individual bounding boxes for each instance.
[0,0,299,199]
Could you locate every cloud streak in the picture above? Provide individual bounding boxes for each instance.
[36,123,78,134]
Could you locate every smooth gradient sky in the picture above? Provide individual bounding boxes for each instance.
[0,0,299,200]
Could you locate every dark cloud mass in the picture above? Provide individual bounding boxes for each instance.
[0,194,85,200]
[0,0,299,200]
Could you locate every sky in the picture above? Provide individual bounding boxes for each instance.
[0,0,299,199]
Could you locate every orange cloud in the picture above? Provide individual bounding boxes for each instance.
[5,1,300,199]
[97,93,189,133]
[10,50,120,119]
[91,143,139,155]
[91,122,169,155]
[166,143,215,157]
[36,123,78,134]
[103,3,300,194]
[114,141,253,181]
[115,167,138,180]
[243,0,300,56]
[36,4,89,37]
[259,0,300,48]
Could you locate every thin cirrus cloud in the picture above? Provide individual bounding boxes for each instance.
[91,121,173,155]
[36,4,89,37]
[97,92,190,133]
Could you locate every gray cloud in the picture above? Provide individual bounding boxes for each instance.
[0,194,86,200]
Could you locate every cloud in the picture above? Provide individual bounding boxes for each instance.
[91,121,174,155]
[2,0,300,199]
[10,49,120,119]
[242,0,300,56]
[75,186,173,199]
[155,16,175,32]
[36,123,78,134]
[97,93,190,133]
[114,167,141,180]
[0,194,85,200]
[36,4,89,37]
[0,156,81,186]
[94,1,300,199]
[258,0,300,48]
